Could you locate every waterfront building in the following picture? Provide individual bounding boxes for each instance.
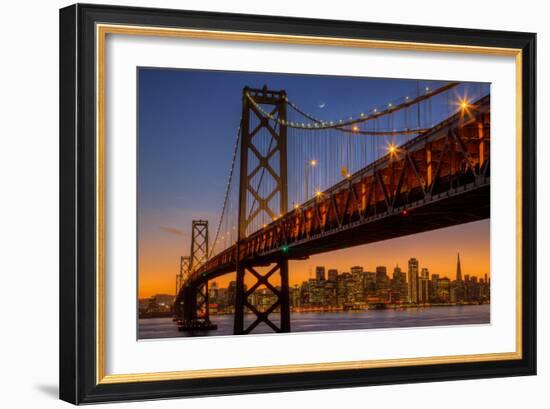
[290,284,301,308]
[310,279,325,306]
[324,279,338,307]
[419,268,430,304]
[375,266,389,290]
[227,281,237,306]
[208,281,219,303]
[351,266,365,302]
[408,258,419,303]
[391,265,407,301]
[430,273,440,301]
[437,277,451,302]
[363,271,376,296]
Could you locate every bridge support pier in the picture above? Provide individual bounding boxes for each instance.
[178,282,217,331]
[234,259,290,335]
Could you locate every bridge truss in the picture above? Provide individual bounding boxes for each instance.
[174,82,491,335]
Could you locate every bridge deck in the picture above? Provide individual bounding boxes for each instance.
[187,96,490,286]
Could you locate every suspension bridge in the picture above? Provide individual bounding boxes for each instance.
[173,81,490,335]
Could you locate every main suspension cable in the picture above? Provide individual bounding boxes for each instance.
[210,122,241,258]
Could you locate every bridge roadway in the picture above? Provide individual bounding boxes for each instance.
[186,96,490,287]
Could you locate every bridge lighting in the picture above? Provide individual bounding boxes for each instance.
[352,125,359,132]
[405,96,410,100]
[388,144,397,155]
[373,108,378,113]
[425,87,430,91]
[294,204,300,210]
[402,209,409,216]
[310,159,317,166]
[315,190,322,198]
[263,223,267,228]
[282,245,289,253]
[459,99,470,110]
[388,103,393,107]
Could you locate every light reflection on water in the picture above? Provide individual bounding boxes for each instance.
[138,304,490,340]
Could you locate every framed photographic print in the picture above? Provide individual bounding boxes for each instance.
[59,3,536,404]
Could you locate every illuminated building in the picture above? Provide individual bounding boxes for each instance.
[375,266,389,290]
[351,266,365,302]
[316,266,326,281]
[327,268,338,282]
[408,258,419,303]
[391,265,407,301]
[419,268,430,304]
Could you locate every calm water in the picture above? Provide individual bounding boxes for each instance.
[138,304,490,339]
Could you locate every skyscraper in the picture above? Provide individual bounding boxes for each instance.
[419,268,430,303]
[351,266,365,302]
[391,265,407,301]
[315,266,326,282]
[408,258,419,303]
[456,252,463,282]
[375,266,389,290]
[327,269,338,282]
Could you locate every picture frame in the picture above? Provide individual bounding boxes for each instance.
[59,3,536,404]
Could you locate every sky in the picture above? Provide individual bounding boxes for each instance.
[137,68,490,298]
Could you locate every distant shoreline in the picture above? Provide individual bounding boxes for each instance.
[139,301,490,319]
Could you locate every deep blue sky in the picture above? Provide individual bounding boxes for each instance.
[138,68,488,212]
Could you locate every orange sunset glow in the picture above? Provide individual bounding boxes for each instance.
[138,219,490,298]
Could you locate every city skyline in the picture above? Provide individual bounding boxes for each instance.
[141,251,490,321]
[143,249,489,297]
[139,219,489,298]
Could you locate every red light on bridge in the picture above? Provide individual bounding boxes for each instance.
[402,209,409,216]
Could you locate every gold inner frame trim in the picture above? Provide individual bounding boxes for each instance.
[96,23,523,385]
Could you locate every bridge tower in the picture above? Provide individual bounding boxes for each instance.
[180,220,215,330]
[176,256,191,294]
[174,256,191,318]
[234,86,290,335]
[190,220,209,270]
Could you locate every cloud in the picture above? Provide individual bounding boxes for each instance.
[159,226,185,236]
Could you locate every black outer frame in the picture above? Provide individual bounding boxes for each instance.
[59,3,536,404]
